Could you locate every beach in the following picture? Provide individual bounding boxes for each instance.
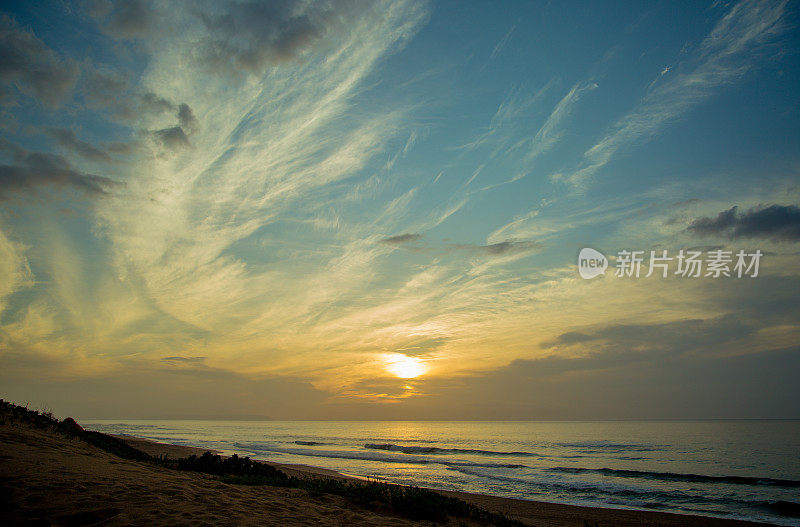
[83,418,800,525]
[0,418,783,526]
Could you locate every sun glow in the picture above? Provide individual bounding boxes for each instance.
[384,354,427,379]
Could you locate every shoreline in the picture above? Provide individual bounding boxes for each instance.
[114,433,362,482]
[114,434,782,527]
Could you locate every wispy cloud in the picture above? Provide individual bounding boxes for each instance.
[94,0,430,339]
[555,0,788,189]
[162,356,206,363]
[0,225,31,308]
[489,25,516,60]
[526,81,597,162]
[1,0,797,414]
[458,79,555,158]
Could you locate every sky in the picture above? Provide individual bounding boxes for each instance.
[0,0,799,420]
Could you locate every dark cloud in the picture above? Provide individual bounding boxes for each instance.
[196,0,354,75]
[92,0,153,39]
[81,67,130,108]
[88,1,356,76]
[0,84,16,106]
[46,128,113,163]
[148,103,198,151]
[79,67,178,125]
[177,103,197,133]
[380,235,540,257]
[0,139,119,200]
[153,126,190,150]
[381,233,422,245]
[139,92,173,115]
[483,240,540,255]
[105,140,139,155]
[84,0,113,19]
[687,204,800,241]
[541,331,594,348]
[0,164,117,200]
[541,315,757,357]
[0,108,17,132]
[0,15,79,107]
[90,88,179,124]
[423,345,800,420]
[453,239,541,256]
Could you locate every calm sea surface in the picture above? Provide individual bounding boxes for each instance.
[83,420,800,525]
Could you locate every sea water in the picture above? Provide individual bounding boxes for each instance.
[83,420,800,525]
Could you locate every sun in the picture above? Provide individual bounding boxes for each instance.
[384,354,427,379]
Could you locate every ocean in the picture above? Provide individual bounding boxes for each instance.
[83,420,800,526]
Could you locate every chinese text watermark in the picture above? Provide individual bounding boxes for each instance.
[578,248,762,279]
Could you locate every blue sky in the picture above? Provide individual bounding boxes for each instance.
[0,0,799,419]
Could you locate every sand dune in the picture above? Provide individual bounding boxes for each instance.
[1,422,431,526]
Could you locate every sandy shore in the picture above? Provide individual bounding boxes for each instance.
[0,421,780,526]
